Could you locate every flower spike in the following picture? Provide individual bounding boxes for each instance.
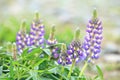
[67,27,86,63]
[16,20,27,54]
[58,43,72,65]
[83,9,103,61]
[29,11,45,47]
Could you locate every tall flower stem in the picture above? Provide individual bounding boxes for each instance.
[12,43,17,60]
[67,59,76,79]
[60,66,65,80]
[78,61,88,80]
[80,61,88,76]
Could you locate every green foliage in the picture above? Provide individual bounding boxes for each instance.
[0,43,104,80]
[94,65,104,80]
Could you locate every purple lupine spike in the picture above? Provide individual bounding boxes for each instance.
[16,21,27,54]
[57,44,72,65]
[29,12,45,47]
[47,25,59,59]
[58,52,72,65]
[67,28,86,63]
[67,41,86,62]
[83,9,103,60]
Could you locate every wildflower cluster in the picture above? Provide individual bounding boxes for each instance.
[15,9,103,80]
[16,9,103,64]
[16,12,45,54]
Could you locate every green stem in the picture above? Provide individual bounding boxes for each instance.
[60,66,65,80]
[48,56,51,60]
[78,61,88,79]
[67,59,76,79]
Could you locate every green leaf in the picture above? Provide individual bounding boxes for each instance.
[43,49,51,56]
[40,77,53,80]
[21,48,29,57]
[71,76,79,80]
[48,67,58,74]
[49,74,59,80]
[9,59,14,79]
[96,65,104,80]
[0,66,3,75]
[25,47,42,58]
[72,67,80,76]
[29,66,39,80]
[0,53,11,58]
[94,75,99,80]
[78,75,86,80]
[32,58,47,67]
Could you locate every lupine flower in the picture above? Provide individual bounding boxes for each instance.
[29,11,45,47]
[67,28,86,63]
[58,44,72,65]
[47,25,57,45]
[16,12,45,54]
[47,25,59,58]
[83,9,103,60]
[52,47,59,59]
[16,20,27,54]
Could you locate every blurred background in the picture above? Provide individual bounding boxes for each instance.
[0,0,120,80]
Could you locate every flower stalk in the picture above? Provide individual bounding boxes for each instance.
[12,43,17,60]
[78,61,88,79]
[60,66,65,80]
[67,59,76,79]
[78,9,103,79]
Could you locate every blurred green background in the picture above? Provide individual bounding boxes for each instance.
[0,0,120,80]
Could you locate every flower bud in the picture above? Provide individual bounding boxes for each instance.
[47,25,57,45]
[58,44,72,65]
